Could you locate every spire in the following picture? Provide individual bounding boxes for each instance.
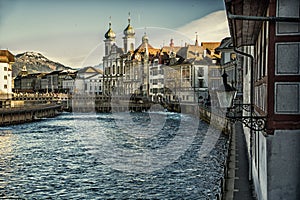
[170,38,174,47]
[142,31,149,44]
[124,12,135,36]
[104,16,116,39]
[195,32,199,46]
[109,16,112,28]
[128,12,131,24]
[144,35,149,62]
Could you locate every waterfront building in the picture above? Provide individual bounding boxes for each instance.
[14,69,77,94]
[101,17,221,104]
[149,58,164,102]
[193,58,211,105]
[163,57,194,103]
[123,33,160,97]
[14,72,44,93]
[61,70,77,94]
[102,19,124,96]
[0,50,14,108]
[223,0,300,199]
[74,66,102,95]
[42,70,61,92]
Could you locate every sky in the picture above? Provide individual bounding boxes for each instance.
[0,0,229,68]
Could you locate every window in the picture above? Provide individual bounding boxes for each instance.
[198,79,204,88]
[4,67,7,71]
[4,75,7,80]
[4,84,7,89]
[198,68,204,77]
[277,0,300,35]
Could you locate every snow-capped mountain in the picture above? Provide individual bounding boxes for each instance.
[12,52,72,77]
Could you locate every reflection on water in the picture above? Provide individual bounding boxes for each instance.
[0,128,15,195]
[0,112,228,199]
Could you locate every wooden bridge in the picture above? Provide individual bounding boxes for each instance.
[0,104,62,126]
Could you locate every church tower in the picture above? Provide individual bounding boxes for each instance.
[104,19,116,56]
[123,13,135,53]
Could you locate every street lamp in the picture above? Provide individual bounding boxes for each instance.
[216,70,266,131]
[216,70,236,108]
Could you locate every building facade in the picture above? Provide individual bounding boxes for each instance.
[74,67,102,95]
[0,50,14,108]
[223,0,300,199]
[102,17,221,105]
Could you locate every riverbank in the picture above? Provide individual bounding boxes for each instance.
[0,104,62,126]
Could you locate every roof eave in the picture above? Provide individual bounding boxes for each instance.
[224,0,270,48]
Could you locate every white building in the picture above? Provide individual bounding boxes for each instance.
[149,59,164,102]
[74,67,103,95]
[0,50,14,108]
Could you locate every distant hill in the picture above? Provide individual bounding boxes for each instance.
[12,52,72,77]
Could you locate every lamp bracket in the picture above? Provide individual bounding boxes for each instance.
[226,103,267,131]
[230,103,251,112]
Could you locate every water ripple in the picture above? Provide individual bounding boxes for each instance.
[0,112,228,199]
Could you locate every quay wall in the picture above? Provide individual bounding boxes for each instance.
[168,103,230,134]
[0,104,62,126]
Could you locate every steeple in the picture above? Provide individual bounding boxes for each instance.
[123,12,135,53]
[123,12,135,37]
[195,32,199,46]
[104,17,116,56]
[142,31,149,44]
[104,17,116,39]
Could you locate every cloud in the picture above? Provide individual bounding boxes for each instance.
[176,10,230,43]
[3,10,230,69]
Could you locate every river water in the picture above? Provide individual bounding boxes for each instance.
[0,112,228,199]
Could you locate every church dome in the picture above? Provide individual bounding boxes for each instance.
[124,24,135,36]
[142,33,149,43]
[123,14,135,36]
[105,22,116,39]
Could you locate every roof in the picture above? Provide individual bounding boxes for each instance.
[224,0,269,47]
[160,46,182,54]
[135,42,158,54]
[215,37,234,52]
[176,45,204,60]
[0,50,15,63]
[47,70,63,75]
[201,42,222,51]
[78,66,102,74]
[131,42,160,61]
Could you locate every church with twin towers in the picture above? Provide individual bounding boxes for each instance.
[102,13,220,103]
